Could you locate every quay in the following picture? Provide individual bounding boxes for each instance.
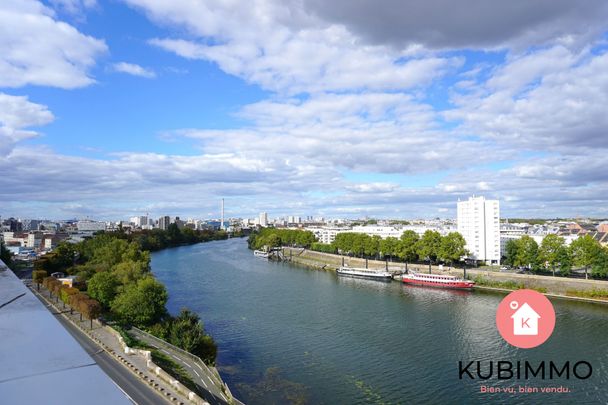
[279,247,608,304]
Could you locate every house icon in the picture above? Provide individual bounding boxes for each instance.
[511,302,540,336]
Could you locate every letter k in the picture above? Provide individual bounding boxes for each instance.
[521,318,530,328]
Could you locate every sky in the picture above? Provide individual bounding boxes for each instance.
[1,0,608,221]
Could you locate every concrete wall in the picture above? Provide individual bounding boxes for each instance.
[284,247,608,294]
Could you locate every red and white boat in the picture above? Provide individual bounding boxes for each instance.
[401,272,474,290]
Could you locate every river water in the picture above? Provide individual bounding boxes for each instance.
[151,238,608,404]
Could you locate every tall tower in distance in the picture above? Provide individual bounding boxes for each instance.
[457,196,500,265]
[221,198,225,231]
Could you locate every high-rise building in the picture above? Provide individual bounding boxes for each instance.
[457,196,500,265]
[259,212,268,227]
[158,216,171,230]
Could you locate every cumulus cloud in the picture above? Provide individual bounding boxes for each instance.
[0,0,107,89]
[446,47,608,151]
[304,0,608,50]
[112,62,156,78]
[126,0,458,94]
[0,93,54,156]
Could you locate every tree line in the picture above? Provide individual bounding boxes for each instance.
[248,228,317,250]
[249,228,469,267]
[328,230,468,267]
[503,234,608,278]
[32,228,221,364]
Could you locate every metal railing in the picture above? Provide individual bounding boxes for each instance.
[130,327,229,392]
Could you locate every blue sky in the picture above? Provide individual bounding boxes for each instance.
[1,0,608,220]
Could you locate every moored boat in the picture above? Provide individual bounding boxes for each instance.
[402,272,474,289]
[337,266,393,281]
[253,249,270,258]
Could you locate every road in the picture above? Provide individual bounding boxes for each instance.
[31,292,170,405]
[129,328,232,405]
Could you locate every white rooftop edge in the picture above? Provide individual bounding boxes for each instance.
[0,259,133,405]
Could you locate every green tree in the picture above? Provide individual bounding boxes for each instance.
[32,270,47,291]
[111,277,168,326]
[380,237,399,261]
[112,259,149,286]
[570,235,602,279]
[398,230,419,263]
[539,234,566,276]
[365,235,381,258]
[87,272,120,308]
[417,230,442,264]
[60,287,79,309]
[168,308,217,365]
[556,246,572,276]
[0,241,12,266]
[591,247,608,278]
[515,236,539,269]
[439,232,468,268]
[503,239,519,267]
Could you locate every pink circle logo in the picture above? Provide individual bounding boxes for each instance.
[496,289,556,349]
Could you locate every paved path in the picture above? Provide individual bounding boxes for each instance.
[129,328,232,405]
[30,285,188,405]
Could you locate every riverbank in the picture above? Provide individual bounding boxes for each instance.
[282,247,608,304]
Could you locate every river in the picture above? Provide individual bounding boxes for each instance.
[151,238,608,404]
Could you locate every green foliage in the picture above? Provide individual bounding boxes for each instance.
[398,230,419,262]
[570,235,602,271]
[416,230,442,263]
[539,234,566,274]
[168,308,217,365]
[310,243,337,254]
[249,228,316,250]
[503,239,519,267]
[87,272,120,308]
[34,243,76,273]
[32,270,47,287]
[566,288,608,300]
[515,236,539,269]
[438,232,468,265]
[379,237,399,260]
[472,275,547,293]
[0,241,12,266]
[111,277,168,327]
[60,286,79,305]
[591,247,608,278]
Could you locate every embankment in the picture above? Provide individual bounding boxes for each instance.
[282,247,608,304]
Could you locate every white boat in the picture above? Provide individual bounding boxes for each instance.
[402,272,474,289]
[253,250,270,258]
[337,266,393,281]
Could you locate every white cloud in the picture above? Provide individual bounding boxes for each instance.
[0,93,54,156]
[446,47,608,151]
[112,62,156,78]
[125,0,457,94]
[0,0,107,89]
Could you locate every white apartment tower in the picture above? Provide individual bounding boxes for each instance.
[259,212,268,227]
[457,196,500,265]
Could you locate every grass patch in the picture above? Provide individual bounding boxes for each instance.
[565,289,608,300]
[472,276,547,293]
[151,350,201,395]
[112,325,148,349]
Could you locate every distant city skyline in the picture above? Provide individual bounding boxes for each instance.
[1,1,607,219]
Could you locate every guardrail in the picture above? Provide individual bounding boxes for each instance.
[130,326,244,404]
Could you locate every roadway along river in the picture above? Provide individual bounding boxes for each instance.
[151,238,608,404]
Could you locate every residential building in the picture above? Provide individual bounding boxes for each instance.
[259,212,268,227]
[158,216,171,230]
[457,196,500,265]
[76,220,106,232]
